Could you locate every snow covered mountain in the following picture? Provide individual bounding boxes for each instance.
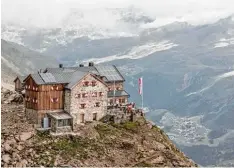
[2,8,234,166]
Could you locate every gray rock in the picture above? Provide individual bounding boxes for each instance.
[2,154,11,164]
[4,143,12,152]
[17,145,24,151]
[20,132,33,141]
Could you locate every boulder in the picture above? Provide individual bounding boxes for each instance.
[20,132,33,141]
[4,143,12,152]
[17,145,24,151]
[2,154,11,164]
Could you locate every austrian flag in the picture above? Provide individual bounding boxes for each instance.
[138,77,143,95]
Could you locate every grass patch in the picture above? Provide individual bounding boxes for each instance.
[134,161,153,167]
[51,137,89,160]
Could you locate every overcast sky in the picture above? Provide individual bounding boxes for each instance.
[2,0,234,29]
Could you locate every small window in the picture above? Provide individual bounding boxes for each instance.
[57,119,70,127]
[99,92,104,96]
[91,81,96,87]
[93,113,97,121]
[33,98,38,103]
[26,96,30,102]
[80,104,86,109]
[92,92,97,97]
[51,98,59,103]
[75,94,81,98]
[95,102,100,107]
[82,93,88,98]
[83,81,89,87]
[51,86,59,91]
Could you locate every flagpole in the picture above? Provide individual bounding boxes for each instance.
[141,77,143,111]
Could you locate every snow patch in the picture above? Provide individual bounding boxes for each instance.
[186,71,234,96]
[81,41,178,64]
[214,37,234,48]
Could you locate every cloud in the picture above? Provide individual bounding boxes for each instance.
[1,0,234,29]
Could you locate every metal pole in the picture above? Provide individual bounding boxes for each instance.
[141,77,143,111]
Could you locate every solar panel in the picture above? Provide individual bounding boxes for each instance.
[40,73,56,83]
[95,65,123,81]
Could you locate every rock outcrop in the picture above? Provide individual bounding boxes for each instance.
[1,89,197,167]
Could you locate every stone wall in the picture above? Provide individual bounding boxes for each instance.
[55,126,72,133]
[25,108,63,127]
[25,108,38,124]
[69,74,108,125]
[64,90,71,113]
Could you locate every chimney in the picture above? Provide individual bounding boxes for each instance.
[59,64,63,68]
[88,62,94,67]
[79,64,84,67]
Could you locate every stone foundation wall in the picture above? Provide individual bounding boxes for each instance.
[64,90,71,113]
[55,126,72,133]
[25,108,63,128]
[25,108,38,124]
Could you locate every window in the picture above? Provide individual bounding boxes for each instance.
[75,94,81,98]
[122,98,125,103]
[93,113,97,121]
[116,87,120,90]
[26,96,30,102]
[58,119,71,127]
[51,98,59,103]
[32,98,38,104]
[95,102,100,107]
[92,92,97,97]
[80,114,85,123]
[91,81,96,87]
[51,86,59,91]
[80,104,86,109]
[99,92,104,96]
[108,87,111,91]
[83,81,89,87]
[82,93,88,98]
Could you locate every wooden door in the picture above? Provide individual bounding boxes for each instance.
[93,113,97,121]
[80,114,85,123]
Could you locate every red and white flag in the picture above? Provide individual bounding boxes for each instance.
[138,77,143,95]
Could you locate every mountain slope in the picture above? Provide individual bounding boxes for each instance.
[1,39,58,89]
[1,91,197,167]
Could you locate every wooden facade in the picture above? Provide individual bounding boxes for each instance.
[24,75,64,111]
[14,77,23,92]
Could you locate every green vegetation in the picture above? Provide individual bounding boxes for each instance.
[134,161,153,167]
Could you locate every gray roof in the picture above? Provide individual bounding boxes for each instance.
[108,90,130,98]
[30,73,45,85]
[48,112,72,120]
[65,71,88,89]
[95,65,125,82]
[44,64,125,82]
[14,75,28,83]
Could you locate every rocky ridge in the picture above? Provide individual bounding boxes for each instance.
[1,88,197,167]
